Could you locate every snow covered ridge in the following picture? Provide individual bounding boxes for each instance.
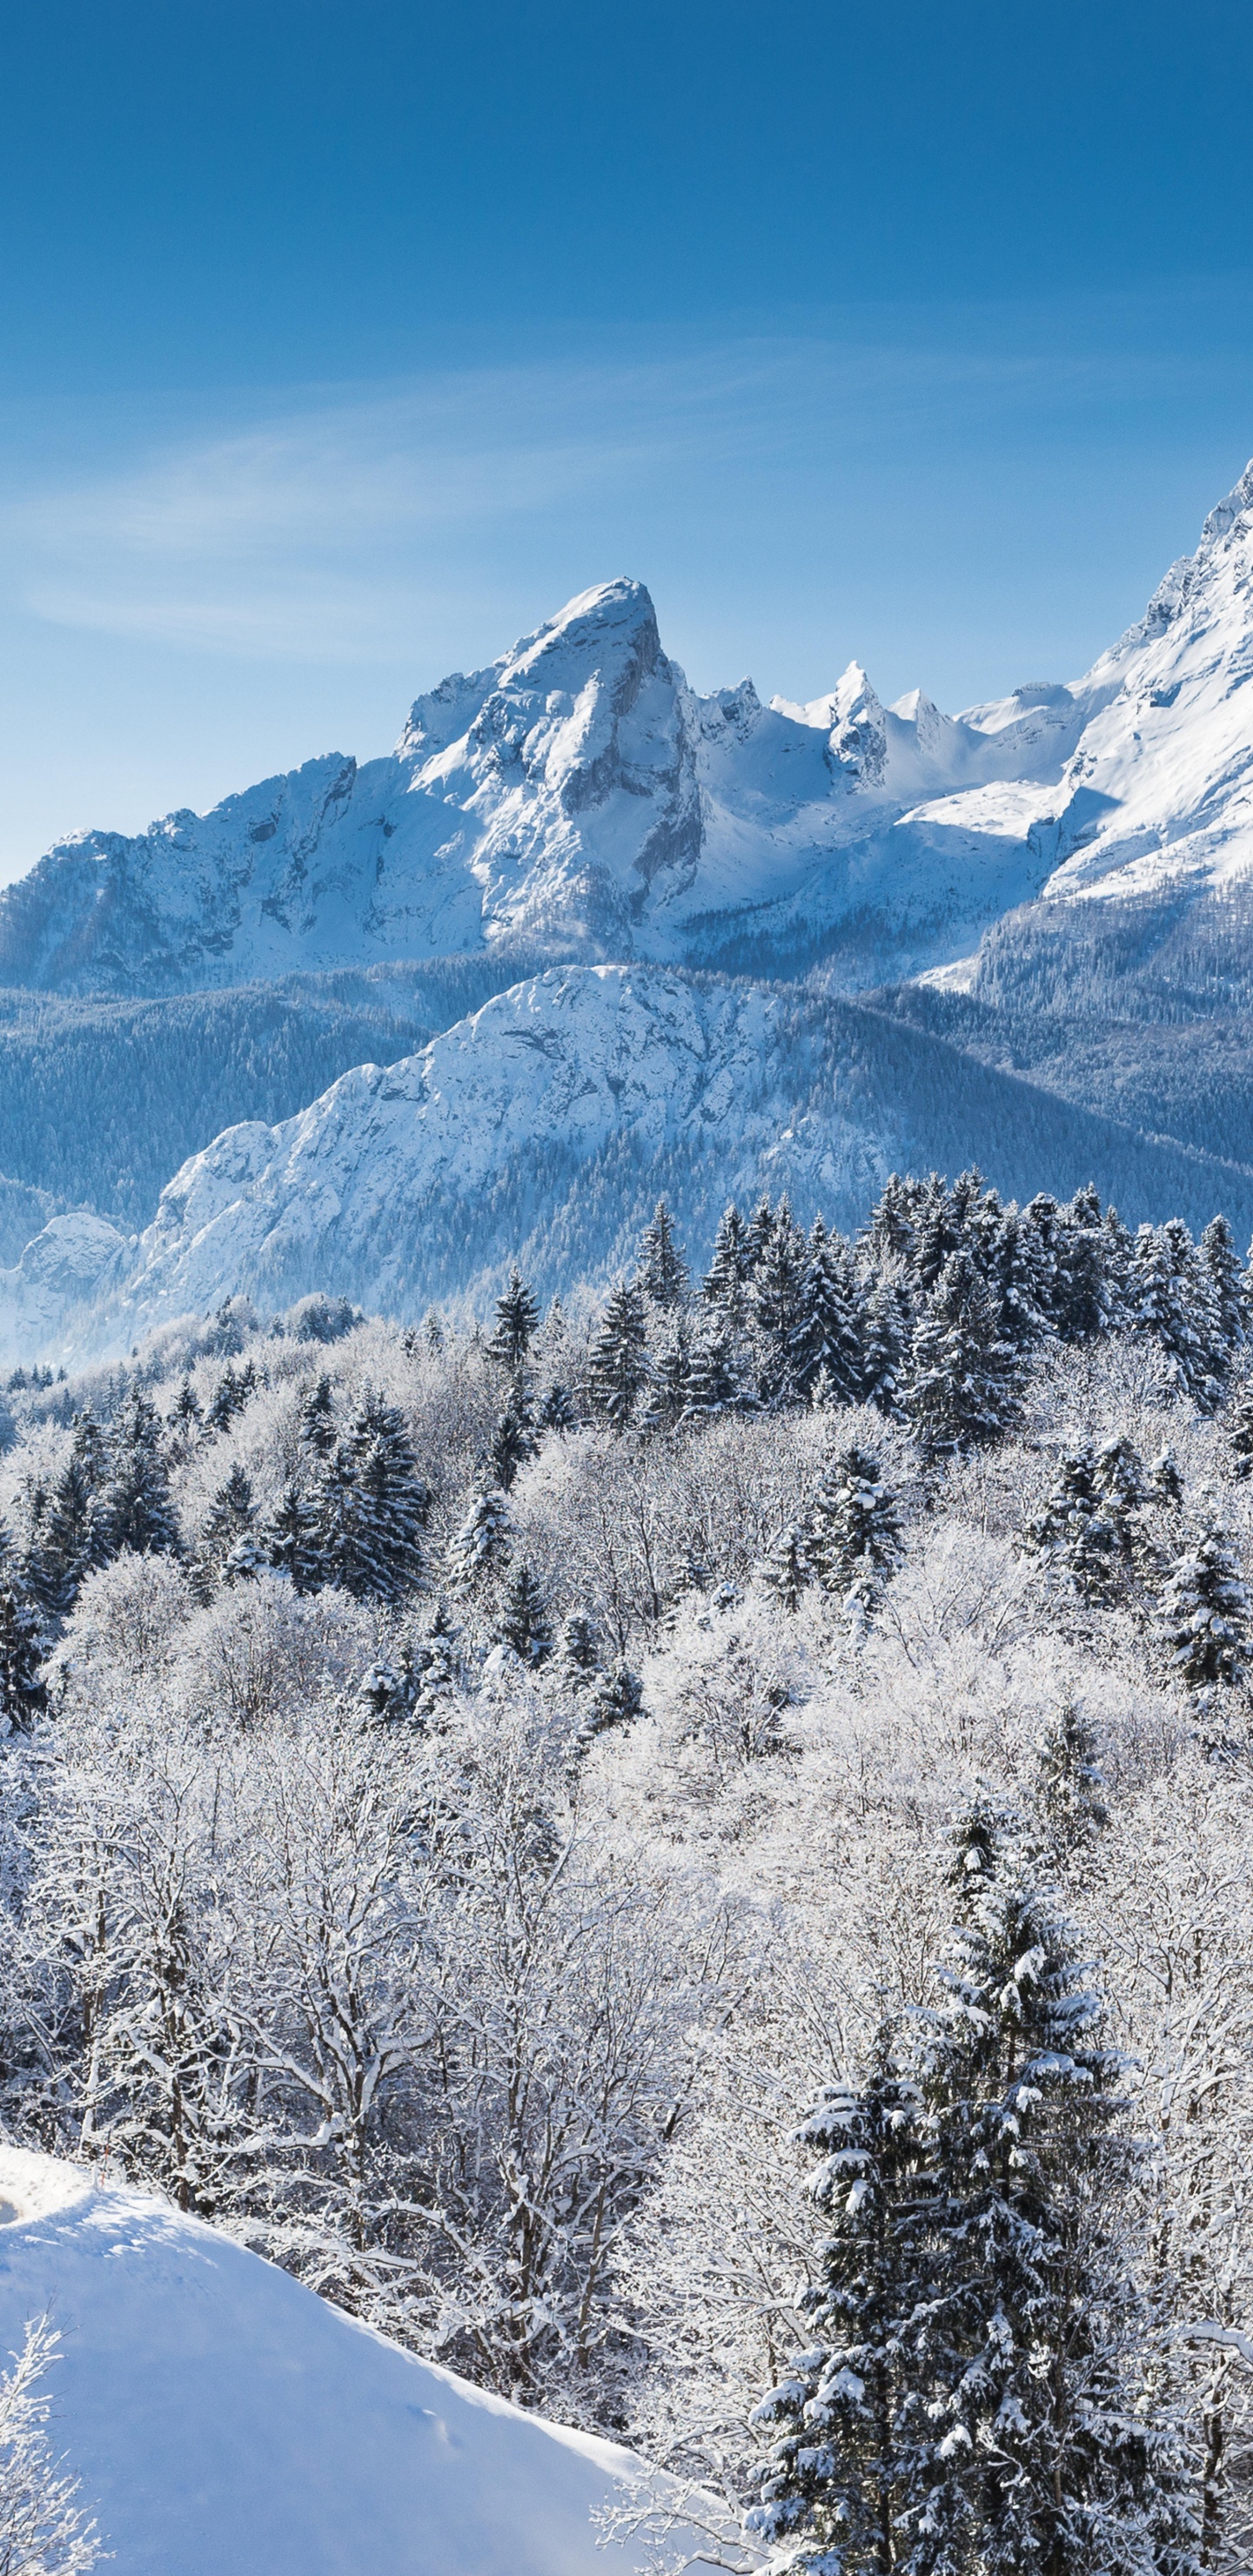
[5,958,1251,1365]
[0,567,1111,996]
[0,2145,685,2576]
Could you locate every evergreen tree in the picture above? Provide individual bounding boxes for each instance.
[637,1199,688,1308]
[0,1576,47,1732]
[682,1324,741,1420]
[749,2043,926,2576]
[807,1446,901,1616]
[753,1203,807,1406]
[583,1656,644,1737]
[307,1399,429,1603]
[553,1611,600,1686]
[101,1388,181,1560]
[1128,1224,1223,1409]
[861,1171,917,1265]
[640,1319,694,1429]
[702,1203,752,1325]
[171,1378,204,1443]
[26,1413,111,1617]
[1228,1377,1253,1479]
[744,1195,777,1276]
[895,1808,1198,2576]
[206,1358,257,1435]
[261,1480,320,1591]
[496,1561,553,1665]
[760,1521,811,1613]
[1033,1700,1109,1862]
[1146,1444,1185,1507]
[861,1273,908,1416]
[1024,1446,1125,1606]
[1158,1514,1250,1692]
[489,1388,538,1491]
[486,1267,540,1372]
[791,1231,867,1405]
[298,1372,338,1459]
[1200,1213,1245,1353]
[538,1380,578,1432]
[446,1486,513,1591]
[412,1600,460,1718]
[1055,1184,1112,1342]
[903,1252,1022,1459]
[587,1282,649,1431]
[193,1464,256,1600]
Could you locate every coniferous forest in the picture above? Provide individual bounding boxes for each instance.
[4,1171,1253,2570]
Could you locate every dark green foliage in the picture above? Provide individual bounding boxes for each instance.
[0,1574,47,1731]
[194,1464,256,1600]
[638,1199,689,1308]
[753,1814,1196,2576]
[497,1561,553,1665]
[489,1389,538,1491]
[588,1281,649,1431]
[903,1250,1022,1458]
[1228,1378,1253,1479]
[584,1658,644,1735]
[102,1387,181,1559]
[753,1200,807,1405]
[308,1396,429,1603]
[538,1380,578,1432]
[1033,1701,1110,1861]
[1158,1516,1250,1691]
[298,1372,338,1459]
[486,1267,540,1372]
[702,1202,752,1324]
[806,1446,901,1615]
[446,1486,513,1591]
[261,1480,321,1591]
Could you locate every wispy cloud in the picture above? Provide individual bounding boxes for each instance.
[3,319,1199,664]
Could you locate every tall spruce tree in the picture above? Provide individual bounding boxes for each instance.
[261,1480,321,1591]
[496,1561,553,1665]
[588,1282,649,1431]
[486,1266,540,1372]
[446,1486,513,1591]
[638,1200,689,1308]
[749,2043,927,2576]
[896,1808,1198,2576]
[903,1251,1021,1459]
[0,1575,47,1732]
[193,1464,256,1601]
[1158,1514,1250,1693]
[101,1387,181,1560]
[807,1446,901,1620]
[702,1202,752,1325]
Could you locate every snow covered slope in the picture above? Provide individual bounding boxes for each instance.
[0,580,1085,996]
[7,960,1249,1365]
[0,2144,677,2576]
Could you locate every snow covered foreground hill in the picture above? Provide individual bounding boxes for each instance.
[0,2145,685,2576]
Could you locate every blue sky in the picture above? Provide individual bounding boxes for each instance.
[3,0,1253,878]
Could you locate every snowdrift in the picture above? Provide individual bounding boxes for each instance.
[0,2146,673,2576]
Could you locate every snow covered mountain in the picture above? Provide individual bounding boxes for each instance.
[0,579,1093,996]
[5,960,1248,1365]
[0,2144,685,2576]
[935,460,1253,1010]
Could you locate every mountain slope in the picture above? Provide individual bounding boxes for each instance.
[0,581,1089,997]
[0,2146,673,2576]
[6,961,1250,1365]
